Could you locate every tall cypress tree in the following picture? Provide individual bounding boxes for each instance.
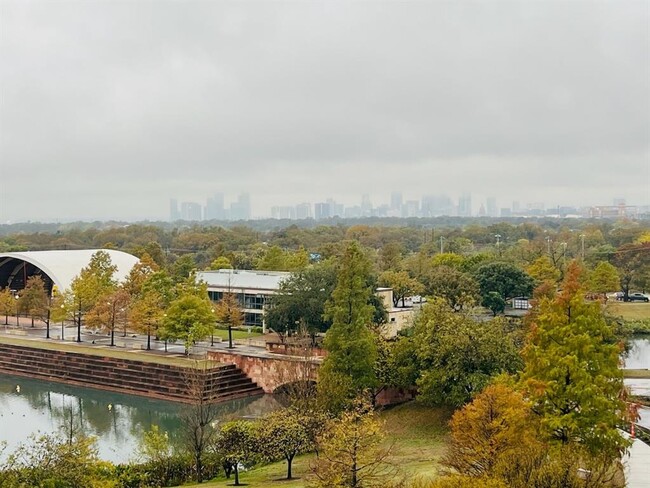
[521,261,629,459]
[318,241,377,412]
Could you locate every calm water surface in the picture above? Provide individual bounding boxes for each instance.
[0,374,278,463]
[624,337,650,369]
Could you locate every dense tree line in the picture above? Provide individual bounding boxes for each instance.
[0,219,646,487]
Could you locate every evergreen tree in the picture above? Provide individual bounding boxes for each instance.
[318,242,377,412]
[521,261,629,459]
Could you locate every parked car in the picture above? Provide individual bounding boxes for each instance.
[627,292,650,302]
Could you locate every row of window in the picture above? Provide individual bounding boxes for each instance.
[207,291,267,310]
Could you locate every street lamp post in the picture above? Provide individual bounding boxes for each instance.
[495,234,502,256]
[60,304,65,341]
[210,308,216,347]
[546,236,552,257]
[14,294,19,327]
[76,298,82,343]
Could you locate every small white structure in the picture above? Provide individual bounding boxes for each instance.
[512,297,532,310]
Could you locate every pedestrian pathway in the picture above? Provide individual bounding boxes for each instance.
[622,432,650,487]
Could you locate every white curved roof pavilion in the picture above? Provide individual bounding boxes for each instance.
[0,250,139,292]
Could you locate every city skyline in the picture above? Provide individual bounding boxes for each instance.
[167,191,642,223]
[1,1,647,223]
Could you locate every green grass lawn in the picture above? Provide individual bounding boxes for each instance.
[605,302,650,321]
[623,369,650,379]
[180,402,451,487]
[212,328,263,341]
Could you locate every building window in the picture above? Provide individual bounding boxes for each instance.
[244,312,263,326]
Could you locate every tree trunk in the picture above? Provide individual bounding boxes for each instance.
[287,454,294,479]
[234,464,240,486]
[111,327,115,347]
[147,330,151,350]
[196,454,203,483]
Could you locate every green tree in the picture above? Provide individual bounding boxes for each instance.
[1,432,110,488]
[17,276,48,327]
[424,266,480,311]
[70,250,118,339]
[208,255,232,270]
[123,252,159,298]
[483,291,506,316]
[588,261,620,301]
[258,407,313,479]
[162,293,215,353]
[0,288,15,325]
[411,300,523,406]
[318,242,378,411]
[170,254,196,283]
[525,256,561,285]
[474,262,534,307]
[521,261,629,459]
[216,420,258,486]
[265,261,337,342]
[378,270,423,307]
[378,242,402,271]
[86,288,130,347]
[129,270,175,348]
[611,242,650,300]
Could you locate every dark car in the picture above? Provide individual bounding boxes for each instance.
[627,292,650,302]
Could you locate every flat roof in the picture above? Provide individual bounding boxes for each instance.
[197,269,290,292]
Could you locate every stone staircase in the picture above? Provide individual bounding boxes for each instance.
[0,342,264,403]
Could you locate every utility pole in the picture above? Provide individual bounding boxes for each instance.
[495,234,501,256]
[580,234,585,260]
[546,236,552,257]
[440,236,445,254]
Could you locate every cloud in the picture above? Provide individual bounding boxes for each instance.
[1,0,648,221]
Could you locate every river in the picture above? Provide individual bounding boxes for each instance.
[625,337,650,429]
[0,374,278,464]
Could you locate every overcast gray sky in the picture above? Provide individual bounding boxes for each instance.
[1,0,648,222]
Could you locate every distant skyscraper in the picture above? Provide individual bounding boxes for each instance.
[169,198,180,221]
[315,202,331,220]
[295,203,312,219]
[230,193,251,220]
[486,197,497,217]
[205,192,225,220]
[180,202,202,221]
[271,206,295,219]
[390,191,403,211]
[361,194,372,217]
[458,193,472,217]
[403,200,419,217]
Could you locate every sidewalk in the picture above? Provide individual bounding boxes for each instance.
[622,432,650,487]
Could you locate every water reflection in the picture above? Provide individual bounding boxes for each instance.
[624,337,650,369]
[0,374,278,463]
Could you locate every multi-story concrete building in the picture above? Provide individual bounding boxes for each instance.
[198,269,290,331]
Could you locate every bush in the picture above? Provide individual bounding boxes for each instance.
[114,454,223,488]
[624,319,650,334]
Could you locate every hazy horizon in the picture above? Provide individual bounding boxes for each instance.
[1,1,648,223]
